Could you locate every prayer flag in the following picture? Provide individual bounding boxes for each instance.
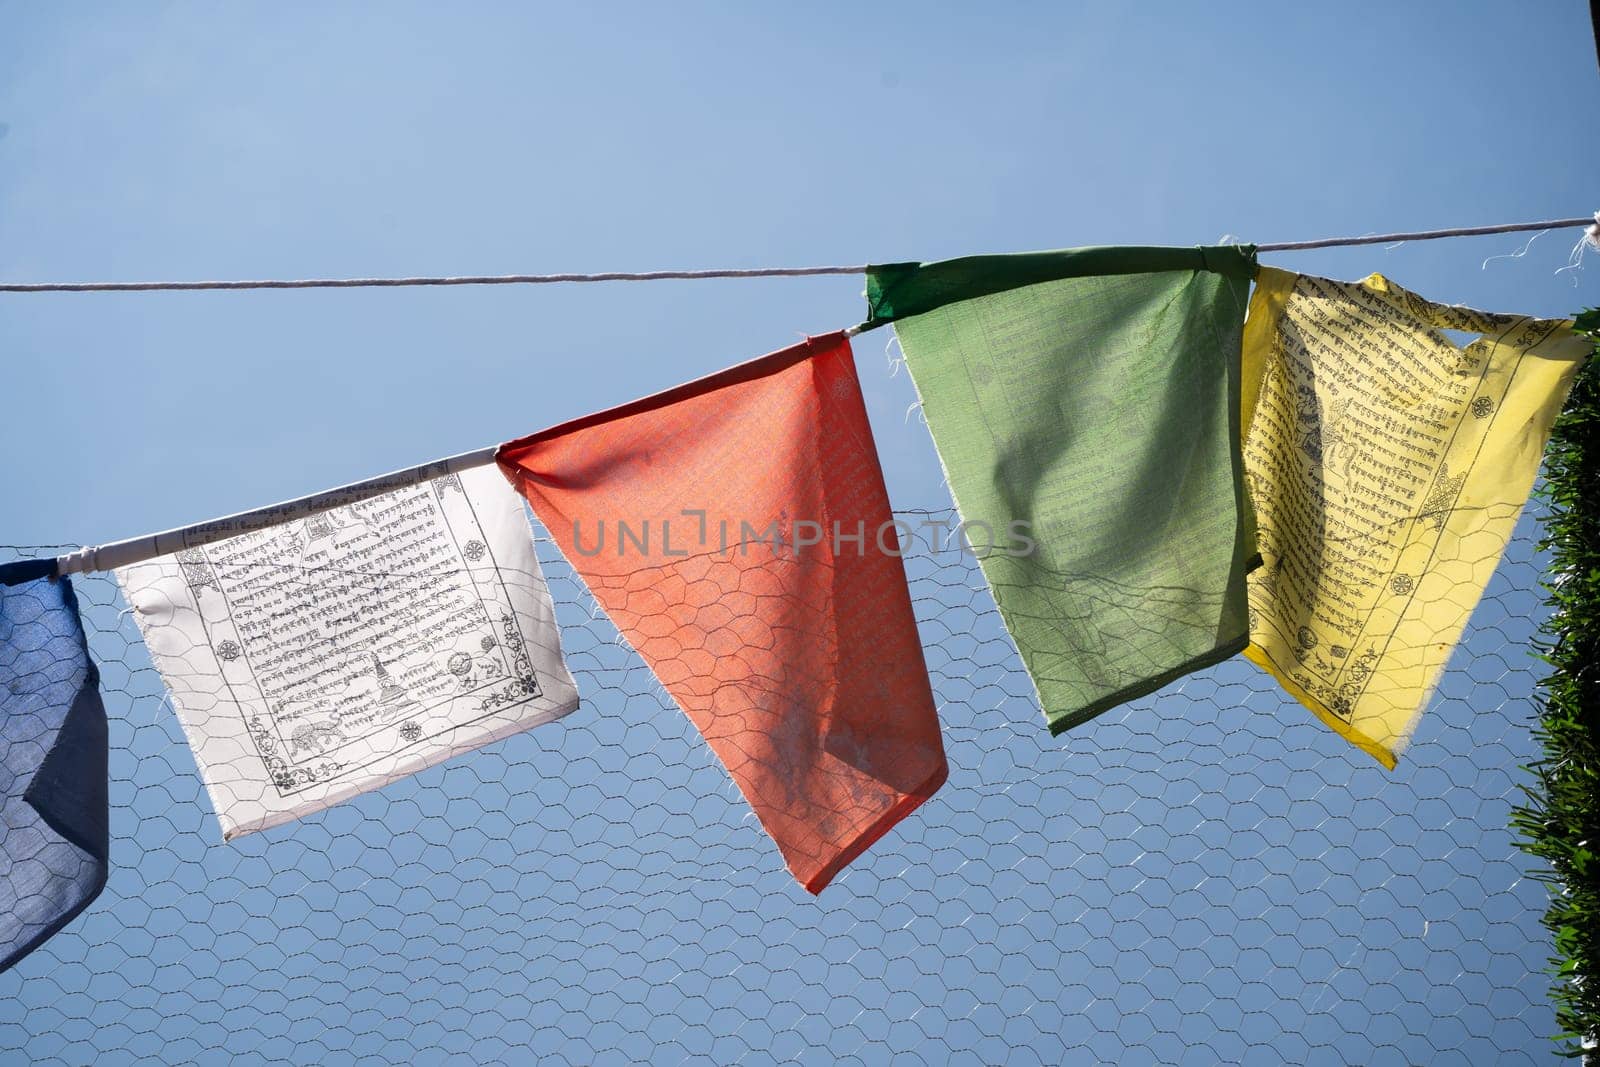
[871,246,1260,734]
[117,465,579,839]
[498,332,947,893]
[1240,269,1589,766]
[1,575,109,973]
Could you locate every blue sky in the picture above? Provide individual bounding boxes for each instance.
[1,3,1598,1064]
[3,3,1595,543]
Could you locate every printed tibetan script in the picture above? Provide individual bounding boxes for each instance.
[1240,269,1587,767]
[119,465,578,838]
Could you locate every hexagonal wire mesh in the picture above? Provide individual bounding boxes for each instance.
[0,489,1558,1063]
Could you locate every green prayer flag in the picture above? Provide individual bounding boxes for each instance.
[876,246,1260,734]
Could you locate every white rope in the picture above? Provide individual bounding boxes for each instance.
[1255,215,1598,252]
[0,265,870,293]
[1,215,1594,292]
[27,211,1600,577]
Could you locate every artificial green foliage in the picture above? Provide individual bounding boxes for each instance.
[1515,307,1600,1057]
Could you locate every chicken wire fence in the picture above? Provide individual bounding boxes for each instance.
[0,500,1561,1065]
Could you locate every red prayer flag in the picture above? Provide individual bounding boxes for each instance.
[497,332,947,892]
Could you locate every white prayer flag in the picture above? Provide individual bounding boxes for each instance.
[118,465,578,839]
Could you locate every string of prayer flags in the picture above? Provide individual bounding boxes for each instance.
[869,246,1261,735]
[1239,269,1590,766]
[1,575,109,973]
[498,332,948,893]
[117,465,579,839]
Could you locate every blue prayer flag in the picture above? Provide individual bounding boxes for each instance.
[1,574,109,973]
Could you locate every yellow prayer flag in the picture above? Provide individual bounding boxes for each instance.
[1240,268,1589,767]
